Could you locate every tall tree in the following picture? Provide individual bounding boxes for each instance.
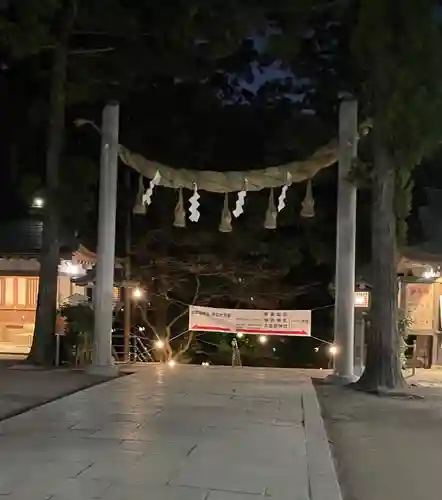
[353,0,442,390]
[264,0,442,388]
[0,0,75,364]
[28,0,313,364]
[131,228,318,362]
[3,0,264,364]
[28,1,76,365]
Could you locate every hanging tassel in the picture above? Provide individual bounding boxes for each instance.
[142,170,161,207]
[133,175,146,215]
[278,172,292,212]
[219,193,232,233]
[173,187,186,228]
[189,182,201,223]
[300,179,315,218]
[264,188,277,230]
[233,179,248,218]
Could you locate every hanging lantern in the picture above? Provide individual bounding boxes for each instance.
[189,182,201,222]
[300,179,315,218]
[133,175,146,215]
[264,188,277,230]
[219,193,233,232]
[173,187,186,228]
[233,179,248,218]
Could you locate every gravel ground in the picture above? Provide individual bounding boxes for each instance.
[314,379,442,500]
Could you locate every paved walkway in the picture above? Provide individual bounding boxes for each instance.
[406,367,442,387]
[0,365,340,500]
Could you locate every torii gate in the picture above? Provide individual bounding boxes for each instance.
[84,99,359,382]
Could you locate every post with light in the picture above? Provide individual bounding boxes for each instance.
[123,280,131,362]
[132,287,143,300]
[155,339,165,349]
[354,288,371,376]
[328,344,338,369]
[123,167,132,363]
[231,337,242,367]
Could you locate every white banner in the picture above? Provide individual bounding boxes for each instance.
[189,306,311,336]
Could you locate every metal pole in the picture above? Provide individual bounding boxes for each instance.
[88,102,120,376]
[55,334,61,367]
[332,98,358,382]
[354,312,365,377]
[231,339,242,367]
[412,341,417,377]
[123,169,132,362]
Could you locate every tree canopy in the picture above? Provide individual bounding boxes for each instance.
[2,0,442,374]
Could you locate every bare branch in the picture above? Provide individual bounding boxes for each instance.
[136,304,160,339]
[72,31,153,37]
[35,44,115,55]
[166,297,191,308]
[69,47,115,55]
[164,275,200,331]
[175,331,195,359]
[167,308,189,331]
[192,274,201,304]
[165,326,172,342]
[148,293,189,308]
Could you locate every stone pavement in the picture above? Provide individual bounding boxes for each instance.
[406,367,442,387]
[0,365,340,500]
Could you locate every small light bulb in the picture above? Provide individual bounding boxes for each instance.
[132,288,143,300]
[32,197,44,208]
[329,345,338,356]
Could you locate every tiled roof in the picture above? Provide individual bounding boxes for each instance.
[0,217,77,257]
[71,266,124,286]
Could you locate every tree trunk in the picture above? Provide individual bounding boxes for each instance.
[27,1,75,365]
[148,278,170,362]
[123,170,132,362]
[357,126,406,391]
[153,295,169,335]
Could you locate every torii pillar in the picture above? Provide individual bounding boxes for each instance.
[332,98,358,382]
[88,102,120,377]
